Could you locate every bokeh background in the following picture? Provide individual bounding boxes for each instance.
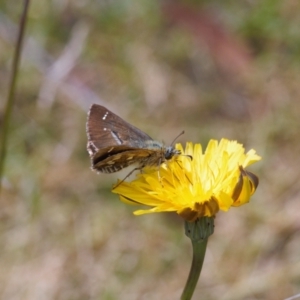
[1,1,300,299]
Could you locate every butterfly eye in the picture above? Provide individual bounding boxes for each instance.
[164,147,175,160]
[164,147,182,160]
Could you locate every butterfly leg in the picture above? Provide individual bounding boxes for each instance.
[112,167,141,189]
[156,158,164,187]
[175,160,193,185]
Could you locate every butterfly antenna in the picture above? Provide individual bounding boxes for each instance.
[171,130,185,146]
[171,130,193,161]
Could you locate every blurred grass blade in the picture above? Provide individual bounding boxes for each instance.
[0,0,30,193]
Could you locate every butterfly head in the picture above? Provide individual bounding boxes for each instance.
[164,146,181,160]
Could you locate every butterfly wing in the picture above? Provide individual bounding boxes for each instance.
[93,148,159,173]
[86,104,155,167]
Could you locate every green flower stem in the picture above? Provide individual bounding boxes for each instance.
[0,0,30,193]
[181,237,208,300]
[181,217,214,300]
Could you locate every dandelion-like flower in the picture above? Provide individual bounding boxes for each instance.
[112,139,261,221]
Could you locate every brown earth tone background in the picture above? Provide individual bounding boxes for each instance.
[1,1,299,299]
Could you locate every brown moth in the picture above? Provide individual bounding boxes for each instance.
[86,104,181,174]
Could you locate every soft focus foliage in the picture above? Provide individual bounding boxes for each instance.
[0,1,299,299]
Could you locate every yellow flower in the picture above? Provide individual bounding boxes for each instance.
[112,139,261,222]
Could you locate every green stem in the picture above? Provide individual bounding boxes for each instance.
[181,238,208,300]
[0,0,30,193]
[181,217,214,300]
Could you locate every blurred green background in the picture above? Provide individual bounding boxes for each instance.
[1,1,299,299]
